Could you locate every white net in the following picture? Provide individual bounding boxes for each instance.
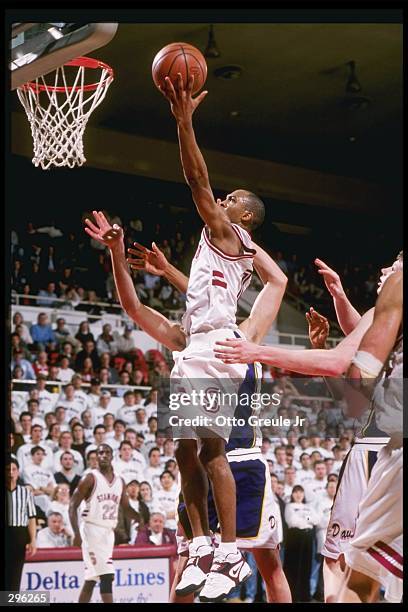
[17,60,113,170]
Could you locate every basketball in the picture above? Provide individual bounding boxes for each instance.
[152,42,207,94]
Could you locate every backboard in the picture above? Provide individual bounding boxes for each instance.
[10,22,118,90]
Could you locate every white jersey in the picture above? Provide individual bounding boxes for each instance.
[181,224,255,335]
[373,334,403,436]
[81,469,124,529]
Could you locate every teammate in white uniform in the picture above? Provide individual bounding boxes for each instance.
[69,444,140,603]
[337,265,403,603]
[84,215,290,602]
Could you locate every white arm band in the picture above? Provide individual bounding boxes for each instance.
[351,350,384,378]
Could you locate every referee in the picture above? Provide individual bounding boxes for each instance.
[6,457,37,591]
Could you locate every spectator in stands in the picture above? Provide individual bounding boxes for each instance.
[12,365,26,381]
[145,417,158,447]
[143,389,158,418]
[11,260,27,293]
[53,317,80,349]
[53,407,69,433]
[144,447,163,491]
[54,451,81,495]
[139,481,156,514]
[70,374,89,413]
[55,356,76,383]
[22,446,56,515]
[49,484,73,537]
[11,333,32,362]
[53,432,84,475]
[134,408,150,437]
[132,368,147,386]
[117,390,139,425]
[273,446,289,481]
[44,423,61,452]
[75,321,95,347]
[33,351,49,378]
[113,441,145,484]
[114,481,144,545]
[96,323,118,357]
[99,352,119,384]
[332,445,347,474]
[37,282,59,308]
[17,425,54,472]
[117,371,131,396]
[74,339,100,372]
[79,356,95,382]
[98,367,111,386]
[155,471,177,531]
[135,511,177,547]
[10,350,36,380]
[114,325,138,359]
[26,399,46,429]
[81,410,94,441]
[296,453,315,487]
[71,423,91,460]
[284,485,319,602]
[30,313,56,352]
[161,439,175,465]
[102,413,116,441]
[87,425,107,451]
[57,383,84,420]
[12,312,33,345]
[304,461,327,503]
[92,391,115,425]
[106,419,126,451]
[36,511,72,548]
[18,412,33,441]
[83,449,98,475]
[282,467,298,503]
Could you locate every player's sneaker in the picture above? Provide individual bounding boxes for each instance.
[199,550,252,602]
[175,544,214,596]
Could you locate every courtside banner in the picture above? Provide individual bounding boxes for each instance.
[20,545,176,603]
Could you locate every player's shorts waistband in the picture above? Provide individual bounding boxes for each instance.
[186,327,245,348]
[227,447,262,460]
[353,436,389,449]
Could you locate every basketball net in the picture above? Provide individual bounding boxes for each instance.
[16,57,114,170]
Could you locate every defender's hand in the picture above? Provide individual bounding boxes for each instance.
[127,242,168,276]
[214,339,259,364]
[315,258,346,299]
[84,211,124,249]
[306,307,330,349]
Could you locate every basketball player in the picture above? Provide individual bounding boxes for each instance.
[215,253,403,600]
[337,267,403,603]
[84,216,291,602]
[69,444,140,603]
[305,259,401,602]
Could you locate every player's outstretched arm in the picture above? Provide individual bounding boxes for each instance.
[69,473,94,547]
[127,241,189,294]
[348,270,402,379]
[84,212,185,351]
[215,308,375,376]
[161,73,238,243]
[239,244,288,344]
[315,258,361,334]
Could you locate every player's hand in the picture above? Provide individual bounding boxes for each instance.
[214,339,259,364]
[73,534,82,547]
[159,73,208,121]
[26,541,37,557]
[306,307,330,349]
[127,242,169,276]
[315,258,346,299]
[84,210,124,250]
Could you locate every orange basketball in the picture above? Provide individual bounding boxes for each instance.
[152,42,207,94]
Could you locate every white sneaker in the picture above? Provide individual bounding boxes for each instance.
[175,545,214,597]
[199,551,252,603]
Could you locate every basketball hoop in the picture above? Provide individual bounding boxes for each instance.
[16,56,114,169]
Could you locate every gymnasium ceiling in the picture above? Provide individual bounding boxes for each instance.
[11,21,402,186]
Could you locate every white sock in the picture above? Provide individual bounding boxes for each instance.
[218,542,239,557]
[191,536,212,552]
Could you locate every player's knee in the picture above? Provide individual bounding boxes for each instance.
[99,573,114,594]
[84,579,97,592]
[347,569,375,599]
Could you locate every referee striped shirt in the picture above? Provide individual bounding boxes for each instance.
[7,485,37,527]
